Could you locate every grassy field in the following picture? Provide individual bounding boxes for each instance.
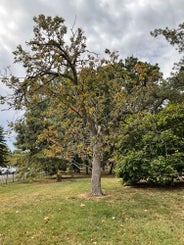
[0,176,184,245]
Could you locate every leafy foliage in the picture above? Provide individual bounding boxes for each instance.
[4,13,164,195]
[14,100,70,176]
[151,22,184,54]
[0,126,9,166]
[116,22,184,186]
[3,16,184,189]
[116,104,184,185]
[3,15,129,195]
[151,22,184,102]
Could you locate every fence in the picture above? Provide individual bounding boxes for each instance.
[0,174,16,185]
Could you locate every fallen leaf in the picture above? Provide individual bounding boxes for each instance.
[44,216,49,223]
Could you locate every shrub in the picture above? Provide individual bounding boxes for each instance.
[115,104,184,186]
[116,153,177,186]
[116,150,149,185]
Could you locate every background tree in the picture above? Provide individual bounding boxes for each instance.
[14,100,68,176]
[116,23,184,186]
[116,103,184,185]
[151,22,184,59]
[151,22,184,102]
[0,126,9,167]
[14,101,48,154]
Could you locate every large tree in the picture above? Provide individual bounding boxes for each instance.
[3,15,124,195]
[3,15,162,195]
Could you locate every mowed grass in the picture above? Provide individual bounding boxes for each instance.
[0,177,184,245]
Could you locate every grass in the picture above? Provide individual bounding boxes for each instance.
[0,177,184,245]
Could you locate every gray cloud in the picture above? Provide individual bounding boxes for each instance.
[0,0,183,150]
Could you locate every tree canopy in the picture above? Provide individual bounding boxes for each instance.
[3,14,164,193]
[3,16,184,189]
[116,22,184,186]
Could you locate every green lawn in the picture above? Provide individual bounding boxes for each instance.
[0,177,184,245]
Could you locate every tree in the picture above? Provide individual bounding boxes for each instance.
[14,100,69,176]
[0,126,9,166]
[3,15,117,195]
[14,101,49,154]
[116,23,184,186]
[151,22,184,56]
[3,15,164,195]
[116,103,184,186]
[151,22,184,102]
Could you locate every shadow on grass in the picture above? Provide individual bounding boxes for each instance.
[27,174,116,187]
[127,181,184,190]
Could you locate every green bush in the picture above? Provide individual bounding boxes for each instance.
[147,157,176,185]
[115,104,184,186]
[116,150,149,185]
[116,153,177,186]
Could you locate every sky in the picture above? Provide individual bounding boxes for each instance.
[0,0,183,151]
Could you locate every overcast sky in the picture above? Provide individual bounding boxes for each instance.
[0,0,183,150]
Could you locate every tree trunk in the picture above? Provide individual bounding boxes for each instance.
[85,159,89,175]
[108,162,114,175]
[91,134,103,196]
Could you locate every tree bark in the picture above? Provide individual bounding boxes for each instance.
[108,162,114,175]
[91,133,103,196]
[85,159,89,175]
